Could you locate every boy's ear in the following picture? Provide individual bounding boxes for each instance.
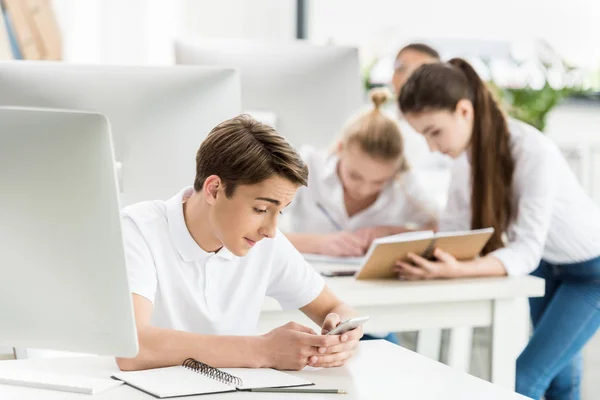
[203,175,221,205]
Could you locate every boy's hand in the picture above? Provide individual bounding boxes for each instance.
[261,322,340,370]
[315,313,362,368]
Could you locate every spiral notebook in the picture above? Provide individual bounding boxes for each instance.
[112,358,313,398]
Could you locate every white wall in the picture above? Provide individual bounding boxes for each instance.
[51,0,183,64]
[547,100,600,204]
[51,0,599,70]
[182,0,296,40]
[308,0,600,69]
[50,0,296,64]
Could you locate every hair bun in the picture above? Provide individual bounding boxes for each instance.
[369,87,393,110]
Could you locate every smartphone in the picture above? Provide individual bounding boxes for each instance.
[320,270,357,277]
[326,316,370,335]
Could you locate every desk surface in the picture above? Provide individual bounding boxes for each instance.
[0,341,529,400]
[263,273,545,311]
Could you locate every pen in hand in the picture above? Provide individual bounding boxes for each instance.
[316,202,343,231]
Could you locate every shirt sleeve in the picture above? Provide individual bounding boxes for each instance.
[490,143,556,276]
[121,214,158,303]
[397,119,431,169]
[266,230,325,310]
[399,171,442,227]
[439,157,471,232]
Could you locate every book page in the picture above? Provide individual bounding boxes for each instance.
[373,230,434,244]
[435,227,494,238]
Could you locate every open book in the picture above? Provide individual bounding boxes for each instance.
[355,228,494,280]
[112,358,313,398]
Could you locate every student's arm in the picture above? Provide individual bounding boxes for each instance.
[116,294,264,370]
[399,170,441,229]
[394,248,507,279]
[115,294,343,371]
[438,155,471,233]
[118,217,342,371]
[300,286,358,333]
[285,231,367,257]
[268,233,362,368]
[299,286,362,368]
[396,140,556,279]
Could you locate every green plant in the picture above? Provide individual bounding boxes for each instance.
[496,84,573,131]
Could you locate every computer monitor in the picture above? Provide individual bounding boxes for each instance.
[0,107,138,357]
[0,62,241,206]
[175,38,364,149]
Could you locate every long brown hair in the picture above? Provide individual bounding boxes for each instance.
[398,58,514,254]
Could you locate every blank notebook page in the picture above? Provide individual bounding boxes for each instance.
[113,367,233,398]
[113,366,313,398]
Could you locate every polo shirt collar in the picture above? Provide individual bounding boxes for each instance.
[166,187,235,263]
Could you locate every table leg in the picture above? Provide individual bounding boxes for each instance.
[447,327,473,372]
[490,298,524,390]
[416,329,442,361]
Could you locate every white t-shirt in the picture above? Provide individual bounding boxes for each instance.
[440,119,600,276]
[284,146,440,233]
[121,187,325,335]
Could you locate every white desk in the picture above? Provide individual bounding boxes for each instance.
[0,341,530,399]
[259,273,544,390]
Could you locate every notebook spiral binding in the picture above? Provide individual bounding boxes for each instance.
[182,358,243,387]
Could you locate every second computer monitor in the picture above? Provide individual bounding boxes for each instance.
[175,39,364,149]
[0,62,241,206]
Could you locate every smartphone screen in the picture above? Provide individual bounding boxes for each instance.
[320,270,357,277]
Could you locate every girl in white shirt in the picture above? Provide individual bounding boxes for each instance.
[285,89,439,257]
[397,58,600,400]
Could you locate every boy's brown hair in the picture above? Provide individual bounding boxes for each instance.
[194,114,308,197]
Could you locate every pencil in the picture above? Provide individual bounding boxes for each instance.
[316,202,343,231]
[247,387,347,394]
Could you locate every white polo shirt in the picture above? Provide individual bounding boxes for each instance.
[284,146,440,233]
[121,187,325,335]
[440,119,600,276]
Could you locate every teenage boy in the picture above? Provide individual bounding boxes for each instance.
[116,115,362,371]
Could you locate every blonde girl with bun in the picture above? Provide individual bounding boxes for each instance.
[285,88,439,259]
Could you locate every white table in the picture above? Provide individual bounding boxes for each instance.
[0,341,530,399]
[259,272,544,390]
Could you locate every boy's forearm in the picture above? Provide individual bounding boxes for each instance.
[116,326,269,371]
[327,302,358,323]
